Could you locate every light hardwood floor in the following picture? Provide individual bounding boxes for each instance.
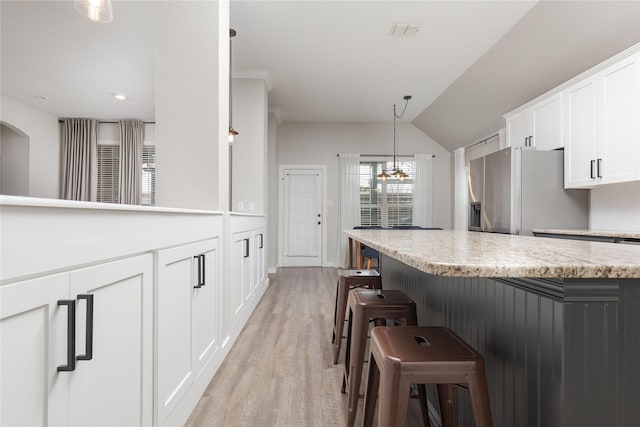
[186,267,425,427]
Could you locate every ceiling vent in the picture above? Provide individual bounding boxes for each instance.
[389,22,421,37]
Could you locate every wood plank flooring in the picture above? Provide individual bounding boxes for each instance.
[185,267,425,427]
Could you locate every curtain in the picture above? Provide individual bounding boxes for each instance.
[337,153,360,267]
[412,154,433,227]
[61,118,98,201]
[118,120,144,204]
[453,147,468,230]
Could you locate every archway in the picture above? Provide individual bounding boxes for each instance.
[0,121,30,196]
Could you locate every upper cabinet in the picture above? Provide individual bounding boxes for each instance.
[564,52,640,188]
[505,93,563,150]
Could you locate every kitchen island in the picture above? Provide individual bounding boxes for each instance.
[345,229,640,427]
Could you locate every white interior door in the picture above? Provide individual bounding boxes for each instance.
[282,169,323,267]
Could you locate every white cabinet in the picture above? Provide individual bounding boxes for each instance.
[506,93,563,150]
[155,238,220,425]
[254,229,266,294]
[0,255,153,427]
[564,52,640,188]
[229,231,253,330]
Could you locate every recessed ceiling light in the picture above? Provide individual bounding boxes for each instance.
[113,93,127,101]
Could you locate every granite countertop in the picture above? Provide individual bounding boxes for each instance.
[345,229,640,279]
[532,228,640,240]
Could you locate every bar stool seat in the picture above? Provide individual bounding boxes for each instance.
[332,269,382,364]
[343,289,427,427]
[363,326,493,427]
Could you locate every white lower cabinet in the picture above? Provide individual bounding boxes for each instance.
[0,255,153,427]
[155,238,220,426]
[254,229,265,294]
[230,231,253,330]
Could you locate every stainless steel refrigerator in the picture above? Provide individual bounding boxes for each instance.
[468,147,589,235]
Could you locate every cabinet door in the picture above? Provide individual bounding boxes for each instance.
[254,231,265,292]
[598,52,640,184]
[229,232,252,332]
[156,244,198,423]
[0,274,69,427]
[68,255,153,427]
[563,76,599,188]
[191,239,220,377]
[530,94,563,150]
[506,110,529,149]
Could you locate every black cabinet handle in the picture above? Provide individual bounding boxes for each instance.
[57,299,76,372]
[590,160,596,179]
[259,234,264,249]
[76,294,94,361]
[244,238,250,258]
[200,254,206,287]
[597,158,602,178]
[194,255,203,288]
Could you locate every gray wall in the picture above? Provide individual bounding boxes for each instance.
[277,122,451,266]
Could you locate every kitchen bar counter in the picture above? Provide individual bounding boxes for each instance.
[345,229,640,427]
[346,229,640,278]
[532,228,640,243]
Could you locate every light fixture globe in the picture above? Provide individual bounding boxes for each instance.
[377,169,391,180]
[74,0,113,23]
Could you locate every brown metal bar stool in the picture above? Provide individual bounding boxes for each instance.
[363,326,493,427]
[343,289,428,427]
[332,269,382,364]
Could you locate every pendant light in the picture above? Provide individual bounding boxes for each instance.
[228,29,239,145]
[377,95,411,181]
[74,0,113,23]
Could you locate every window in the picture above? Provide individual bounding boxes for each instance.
[97,145,119,203]
[359,160,415,227]
[97,143,156,205]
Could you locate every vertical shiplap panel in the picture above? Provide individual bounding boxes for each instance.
[538,296,555,427]
[525,292,540,427]
[552,300,563,427]
[562,303,587,427]
[513,287,527,426]
[587,303,606,427]
[493,279,506,427]
[621,282,640,427]
[502,285,519,425]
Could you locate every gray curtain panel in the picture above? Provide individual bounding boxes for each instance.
[118,120,144,204]
[61,118,98,201]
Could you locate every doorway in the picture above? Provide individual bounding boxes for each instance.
[280,166,325,267]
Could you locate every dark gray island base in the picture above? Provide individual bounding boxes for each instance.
[381,254,640,427]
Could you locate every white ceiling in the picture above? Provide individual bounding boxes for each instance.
[2,1,639,150]
[1,0,155,121]
[230,0,537,123]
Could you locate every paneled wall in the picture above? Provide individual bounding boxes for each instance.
[381,254,640,427]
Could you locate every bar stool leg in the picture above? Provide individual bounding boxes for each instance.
[363,351,380,427]
[378,370,411,427]
[346,308,371,427]
[417,384,431,427]
[467,364,493,427]
[332,279,339,344]
[437,384,458,427]
[333,277,348,364]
